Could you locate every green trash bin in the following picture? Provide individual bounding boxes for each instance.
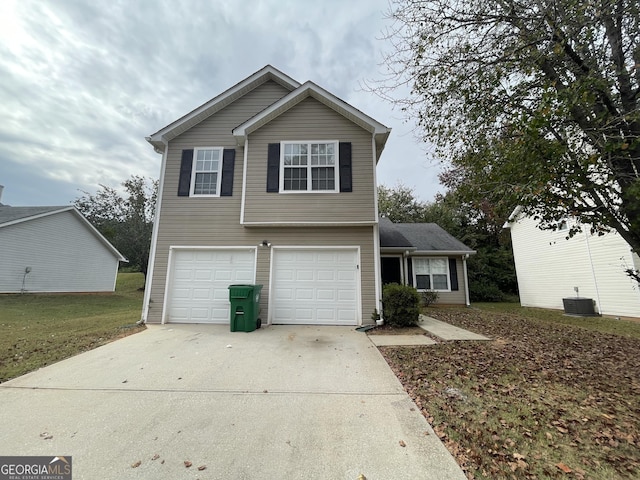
[228,284,263,332]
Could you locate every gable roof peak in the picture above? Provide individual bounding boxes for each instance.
[147,65,301,152]
[232,80,391,160]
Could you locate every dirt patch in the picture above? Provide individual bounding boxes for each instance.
[379,307,640,479]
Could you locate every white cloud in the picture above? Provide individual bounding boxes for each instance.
[0,0,442,206]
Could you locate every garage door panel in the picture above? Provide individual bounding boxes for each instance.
[295,288,314,300]
[317,271,336,281]
[338,290,356,301]
[296,270,314,281]
[316,289,335,301]
[338,309,357,321]
[272,248,359,325]
[316,309,336,321]
[275,287,294,300]
[235,271,254,282]
[167,249,255,324]
[317,252,337,262]
[212,287,229,301]
[192,288,212,300]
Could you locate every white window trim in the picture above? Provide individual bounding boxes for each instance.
[279,140,340,193]
[412,257,451,292]
[190,147,224,197]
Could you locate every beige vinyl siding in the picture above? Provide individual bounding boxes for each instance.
[243,97,376,223]
[148,82,380,324]
[0,212,120,293]
[161,80,290,208]
[510,215,640,318]
[146,226,376,324]
[437,258,467,305]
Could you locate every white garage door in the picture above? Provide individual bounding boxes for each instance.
[166,249,256,323]
[271,248,359,325]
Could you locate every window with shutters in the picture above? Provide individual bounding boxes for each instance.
[280,141,339,193]
[191,147,223,196]
[412,258,450,291]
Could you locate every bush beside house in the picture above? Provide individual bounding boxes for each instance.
[382,283,420,327]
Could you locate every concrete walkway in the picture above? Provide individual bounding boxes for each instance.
[368,315,490,347]
[419,315,491,341]
[0,324,466,480]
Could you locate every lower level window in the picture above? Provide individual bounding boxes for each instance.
[413,258,449,291]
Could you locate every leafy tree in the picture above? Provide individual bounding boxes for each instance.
[75,176,158,279]
[378,0,640,260]
[378,183,429,222]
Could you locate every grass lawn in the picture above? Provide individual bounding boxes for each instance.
[378,304,640,479]
[0,273,146,383]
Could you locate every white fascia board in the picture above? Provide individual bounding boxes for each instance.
[409,250,477,256]
[503,206,523,228]
[232,82,391,150]
[241,220,377,227]
[147,65,300,152]
[0,207,73,229]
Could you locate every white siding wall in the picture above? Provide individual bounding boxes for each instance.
[0,212,120,293]
[509,215,640,318]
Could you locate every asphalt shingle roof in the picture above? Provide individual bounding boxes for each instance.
[379,217,474,253]
[378,217,414,249]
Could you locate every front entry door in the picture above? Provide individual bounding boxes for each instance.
[381,256,402,285]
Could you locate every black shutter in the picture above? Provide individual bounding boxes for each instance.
[178,149,194,196]
[407,258,413,287]
[220,149,235,196]
[449,258,459,291]
[266,143,280,192]
[339,142,352,192]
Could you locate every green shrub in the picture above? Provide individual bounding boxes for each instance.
[421,290,439,307]
[382,283,420,327]
[470,281,505,302]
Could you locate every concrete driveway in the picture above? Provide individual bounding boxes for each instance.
[0,325,465,480]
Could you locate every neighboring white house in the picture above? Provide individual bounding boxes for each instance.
[505,208,640,318]
[0,205,127,293]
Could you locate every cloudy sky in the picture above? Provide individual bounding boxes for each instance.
[0,0,443,207]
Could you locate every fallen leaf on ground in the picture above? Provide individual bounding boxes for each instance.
[131,461,141,468]
[556,462,572,473]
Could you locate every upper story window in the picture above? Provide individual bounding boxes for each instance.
[413,257,450,291]
[191,147,223,196]
[280,141,339,192]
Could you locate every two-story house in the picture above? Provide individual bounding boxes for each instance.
[142,66,391,326]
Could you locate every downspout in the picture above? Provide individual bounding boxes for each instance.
[373,223,383,325]
[372,134,383,325]
[584,229,603,314]
[462,254,471,307]
[140,138,168,324]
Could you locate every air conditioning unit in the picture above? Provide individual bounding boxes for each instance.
[562,298,599,316]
